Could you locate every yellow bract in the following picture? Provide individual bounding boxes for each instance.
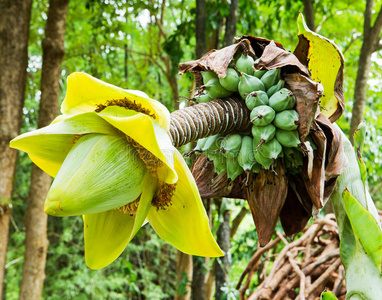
[62,72,171,130]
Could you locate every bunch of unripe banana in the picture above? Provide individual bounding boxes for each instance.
[193,53,305,180]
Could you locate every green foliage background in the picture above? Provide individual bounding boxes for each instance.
[5,0,382,299]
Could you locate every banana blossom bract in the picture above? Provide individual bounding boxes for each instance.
[10,72,223,269]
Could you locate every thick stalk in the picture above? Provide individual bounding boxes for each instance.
[330,124,382,299]
[169,98,250,147]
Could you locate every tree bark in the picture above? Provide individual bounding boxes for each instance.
[223,0,239,47]
[18,1,69,299]
[215,208,231,300]
[230,207,249,238]
[350,0,382,141]
[302,0,315,31]
[0,1,32,298]
[195,0,206,58]
[174,251,193,300]
[191,256,206,300]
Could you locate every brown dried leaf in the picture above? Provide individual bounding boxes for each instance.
[245,163,288,246]
[238,35,285,57]
[279,181,312,237]
[190,155,245,199]
[301,120,326,210]
[178,39,255,79]
[253,41,310,76]
[284,73,323,141]
[315,114,348,180]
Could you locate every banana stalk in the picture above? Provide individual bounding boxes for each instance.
[330,123,382,300]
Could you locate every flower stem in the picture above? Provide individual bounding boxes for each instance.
[169,98,251,147]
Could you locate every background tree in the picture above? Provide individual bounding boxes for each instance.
[0,1,32,298]
[19,1,70,299]
[349,0,382,140]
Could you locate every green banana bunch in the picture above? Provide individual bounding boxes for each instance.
[219,68,240,92]
[235,54,255,75]
[245,91,269,110]
[201,70,218,84]
[192,64,305,176]
[226,155,244,181]
[250,105,275,126]
[252,123,276,150]
[267,79,285,97]
[273,109,299,130]
[238,73,266,99]
[269,88,296,112]
[261,68,281,90]
[257,138,283,161]
[221,133,242,158]
[275,129,301,148]
[194,92,213,103]
[203,78,233,99]
[237,136,257,171]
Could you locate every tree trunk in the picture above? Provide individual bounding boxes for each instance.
[350,37,374,140]
[350,0,382,141]
[302,0,315,31]
[215,208,231,300]
[167,74,180,111]
[0,1,33,298]
[18,1,69,299]
[223,0,239,47]
[191,256,206,300]
[205,262,216,300]
[195,0,206,58]
[174,251,192,300]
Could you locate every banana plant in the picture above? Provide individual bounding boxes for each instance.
[298,14,382,299]
[9,12,382,299]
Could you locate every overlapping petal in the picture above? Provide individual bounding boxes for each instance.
[61,72,171,130]
[45,134,147,216]
[9,112,121,177]
[147,149,223,257]
[84,173,156,270]
[96,106,177,184]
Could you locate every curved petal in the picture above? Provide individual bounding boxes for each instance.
[97,106,177,184]
[147,149,223,257]
[9,112,121,177]
[61,72,170,130]
[45,134,147,216]
[84,174,156,270]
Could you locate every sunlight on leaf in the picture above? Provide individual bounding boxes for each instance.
[295,13,344,122]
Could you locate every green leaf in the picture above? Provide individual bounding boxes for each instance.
[320,291,338,300]
[343,189,382,272]
[353,121,366,155]
[339,217,356,269]
[353,122,367,185]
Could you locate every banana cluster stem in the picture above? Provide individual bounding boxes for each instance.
[169,98,251,147]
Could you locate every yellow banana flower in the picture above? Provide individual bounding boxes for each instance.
[10,72,223,269]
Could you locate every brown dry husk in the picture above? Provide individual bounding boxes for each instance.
[181,36,347,246]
